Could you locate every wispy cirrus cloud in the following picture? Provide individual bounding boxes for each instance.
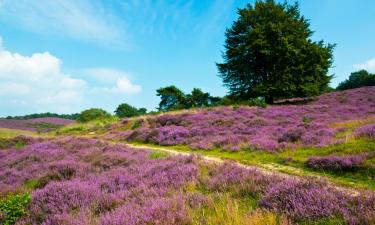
[0,0,127,46]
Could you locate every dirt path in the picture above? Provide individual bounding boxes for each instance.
[126,143,361,196]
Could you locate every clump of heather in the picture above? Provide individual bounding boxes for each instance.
[306,154,367,171]
[206,163,276,196]
[116,87,375,152]
[0,135,41,149]
[355,124,375,139]
[100,197,190,225]
[260,179,375,224]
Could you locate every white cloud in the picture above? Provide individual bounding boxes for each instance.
[0,0,126,46]
[0,41,86,113]
[0,38,142,115]
[111,77,142,94]
[354,58,375,72]
[86,68,142,94]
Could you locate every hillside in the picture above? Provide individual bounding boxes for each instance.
[98,87,375,189]
[0,87,374,225]
[110,87,374,151]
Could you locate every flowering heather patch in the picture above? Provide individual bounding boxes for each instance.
[259,179,375,224]
[1,137,374,224]
[306,154,367,171]
[0,137,198,224]
[355,124,375,139]
[0,117,74,132]
[117,87,375,152]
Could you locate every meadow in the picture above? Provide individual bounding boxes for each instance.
[0,87,375,225]
[0,137,374,225]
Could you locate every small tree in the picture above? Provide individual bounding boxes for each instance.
[77,108,111,123]
[337,70,375,90]
[115,103,144,118]
[217,0,334,103]
[186,88,211,107]
[156,86,187,111]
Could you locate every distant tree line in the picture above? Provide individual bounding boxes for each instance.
[336,70,375,90]
[4,112,80,120]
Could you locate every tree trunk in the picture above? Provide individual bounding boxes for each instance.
[265,96,274,104]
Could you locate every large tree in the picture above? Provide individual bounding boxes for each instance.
[156,86,187,112]
[217,0,335,103]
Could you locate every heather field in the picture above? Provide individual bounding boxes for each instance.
[112,87,375,152]
[0,137,374,224]
[0,118,75,133]
[86,87,374,189]
[0,88,375,224]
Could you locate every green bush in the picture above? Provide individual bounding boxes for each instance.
[77,108,111,123]
[0,193,31,225]
[115,103,146,118]
[337,70,375,90]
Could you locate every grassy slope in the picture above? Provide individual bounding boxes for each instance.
[0,128,39,138]
[128,138,375,190]
[46,106,375,190]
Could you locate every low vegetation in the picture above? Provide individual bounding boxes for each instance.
[0,137,374,224]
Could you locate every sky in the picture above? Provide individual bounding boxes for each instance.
[0,0,374,116]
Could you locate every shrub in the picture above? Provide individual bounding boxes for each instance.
[260,179,375,224]
[355,124,375,139]
[77,108,111,123]
[115,103,146,118]
[0,193,31,225]
[278,127,305,143]
[337,70,375,90]
[306,154,366,171]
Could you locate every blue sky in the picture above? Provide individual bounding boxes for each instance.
[0,0,374,116]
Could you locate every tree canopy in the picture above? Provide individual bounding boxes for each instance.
[77,108,111,123]
[337,70,375,90]
[156,86,220,112]
[217,0,334,103]
[115,103,147,118]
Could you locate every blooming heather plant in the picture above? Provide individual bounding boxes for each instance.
[115,87,375,152]
[355,124,375,139]
[259,179,375,224]
[306,154,367,171]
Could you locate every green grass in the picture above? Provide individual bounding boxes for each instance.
[149,150,168,159]
[56,117,119,136]
[0,128,37,139]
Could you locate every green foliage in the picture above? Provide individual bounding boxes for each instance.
[77,108,111,123]
[156,86,221,111]
[156,85,187,112]
[337,70,375,90]
[186,88,211,108]
[27,122,63,133]
[115,103,147,118]
[4,112,79,120]
[149,151,168,159]
[57,116,118,135]
[0,193,31,225]
[217,0,334,103]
